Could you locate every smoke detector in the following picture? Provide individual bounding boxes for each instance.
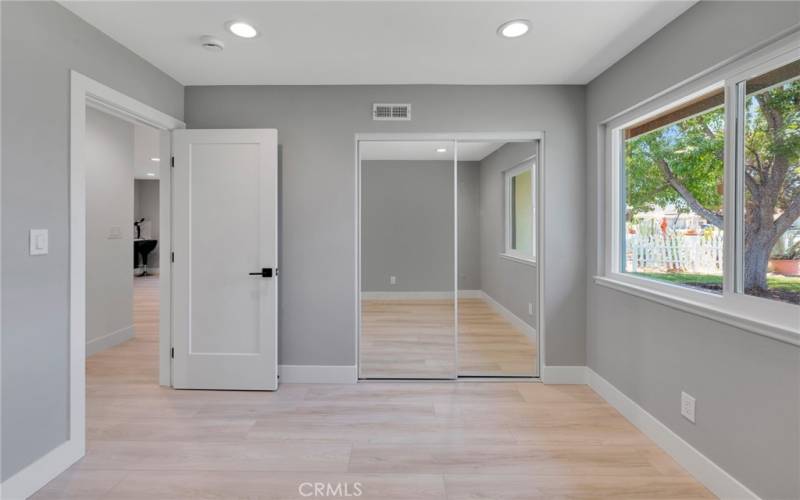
[200,35,225,52]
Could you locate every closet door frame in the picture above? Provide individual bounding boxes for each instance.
[355,132,544,380]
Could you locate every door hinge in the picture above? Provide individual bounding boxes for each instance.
[171,252,175,262]
[170,156,175,167]
[171,347,174,358]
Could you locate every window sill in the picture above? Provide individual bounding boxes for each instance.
[500,253,537,267]
[593,275,800,347]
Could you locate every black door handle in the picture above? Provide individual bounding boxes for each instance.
[248,268,275,278]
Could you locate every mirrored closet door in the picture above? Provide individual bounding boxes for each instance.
[359,140,457,379]
[359,138,539,379]
[457,141,539,377]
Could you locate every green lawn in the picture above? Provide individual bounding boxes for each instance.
[633,272,800,292]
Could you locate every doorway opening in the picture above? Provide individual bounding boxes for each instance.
[67,71,184,465]
[83,105,164,388]
[356,134,543,380]
[84,106,168,392]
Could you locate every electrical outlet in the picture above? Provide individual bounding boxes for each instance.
[528,302,534,316]
[108,226,123,239]
[681,391,696,423]
[389,275,397,285]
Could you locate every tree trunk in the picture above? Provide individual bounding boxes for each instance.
[743,229,778,292]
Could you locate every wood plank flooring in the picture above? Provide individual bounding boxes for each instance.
[32,276,714,499]
[360,298,537,378]
[360,299,456,378]
[458,298,537,376]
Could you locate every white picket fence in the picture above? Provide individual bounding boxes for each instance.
[626,232,724,274]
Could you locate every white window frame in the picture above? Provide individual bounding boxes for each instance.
[596,32,800,347]
[504,159,536,264]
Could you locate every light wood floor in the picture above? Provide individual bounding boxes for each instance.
[360,298,537,378]
[33,276,714,499]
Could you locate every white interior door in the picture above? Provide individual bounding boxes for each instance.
[172,129,278,390]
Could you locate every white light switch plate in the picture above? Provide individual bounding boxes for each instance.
[30,229,48,255]
[108,226,123,239]
[681,391,696,423]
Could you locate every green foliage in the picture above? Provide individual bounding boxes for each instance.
[624,79,799,223]
[633,272,800,293]
[625,107,725,217]
[744,80,800,213]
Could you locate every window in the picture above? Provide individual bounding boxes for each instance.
[600,37,799,342]
[622,88,725,293]
[741,60,800,305]
[505,161,535,261]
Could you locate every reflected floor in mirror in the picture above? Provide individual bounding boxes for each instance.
[360,297,537,378]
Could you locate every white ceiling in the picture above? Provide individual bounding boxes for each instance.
[360,141,504,161]
[61,1,695,86]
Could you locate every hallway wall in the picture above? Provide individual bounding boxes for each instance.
[85,108,135,356]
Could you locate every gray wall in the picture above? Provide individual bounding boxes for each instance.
[134,179,160,267]
[185,84,586,367]
[457,162,482,291]
[86,108,134,353]
[478,142,538,328]
[362,160,481,292]
[1,1,183,481]
[585,2,800,499]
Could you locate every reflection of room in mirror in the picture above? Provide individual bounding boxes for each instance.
[359,139,539,379]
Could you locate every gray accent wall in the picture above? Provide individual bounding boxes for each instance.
[457,162,482,292]
[86,108,134,354]
[361,160,481,292]
[185,85,587,368]
[585,2,800,499]
[134,179,160,267]
[478,142,538,328]
[1,1,183,481]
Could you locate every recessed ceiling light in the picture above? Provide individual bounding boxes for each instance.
[436,148,448,153]
[497,19,530,38]
[150,157,160,162]
[146,173,156,177]
[227,21,258,39]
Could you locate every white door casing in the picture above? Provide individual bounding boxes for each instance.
[172,129,278,390]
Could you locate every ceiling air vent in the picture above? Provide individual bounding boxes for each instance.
[373,103,411,121]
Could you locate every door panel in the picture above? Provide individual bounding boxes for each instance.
[172,129,278,390]
[359,141,457,379]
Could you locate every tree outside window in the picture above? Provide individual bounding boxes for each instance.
[622,59,799,305]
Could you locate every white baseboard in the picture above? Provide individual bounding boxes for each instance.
[586,368,759,500]
[279,365,357,384]
[478,291,537,342]
[361,290,482,300]
[86,325,134,356]
[541,365,587,384]
[0,439,83,500]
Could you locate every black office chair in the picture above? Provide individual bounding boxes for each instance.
[133,218,157,276]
